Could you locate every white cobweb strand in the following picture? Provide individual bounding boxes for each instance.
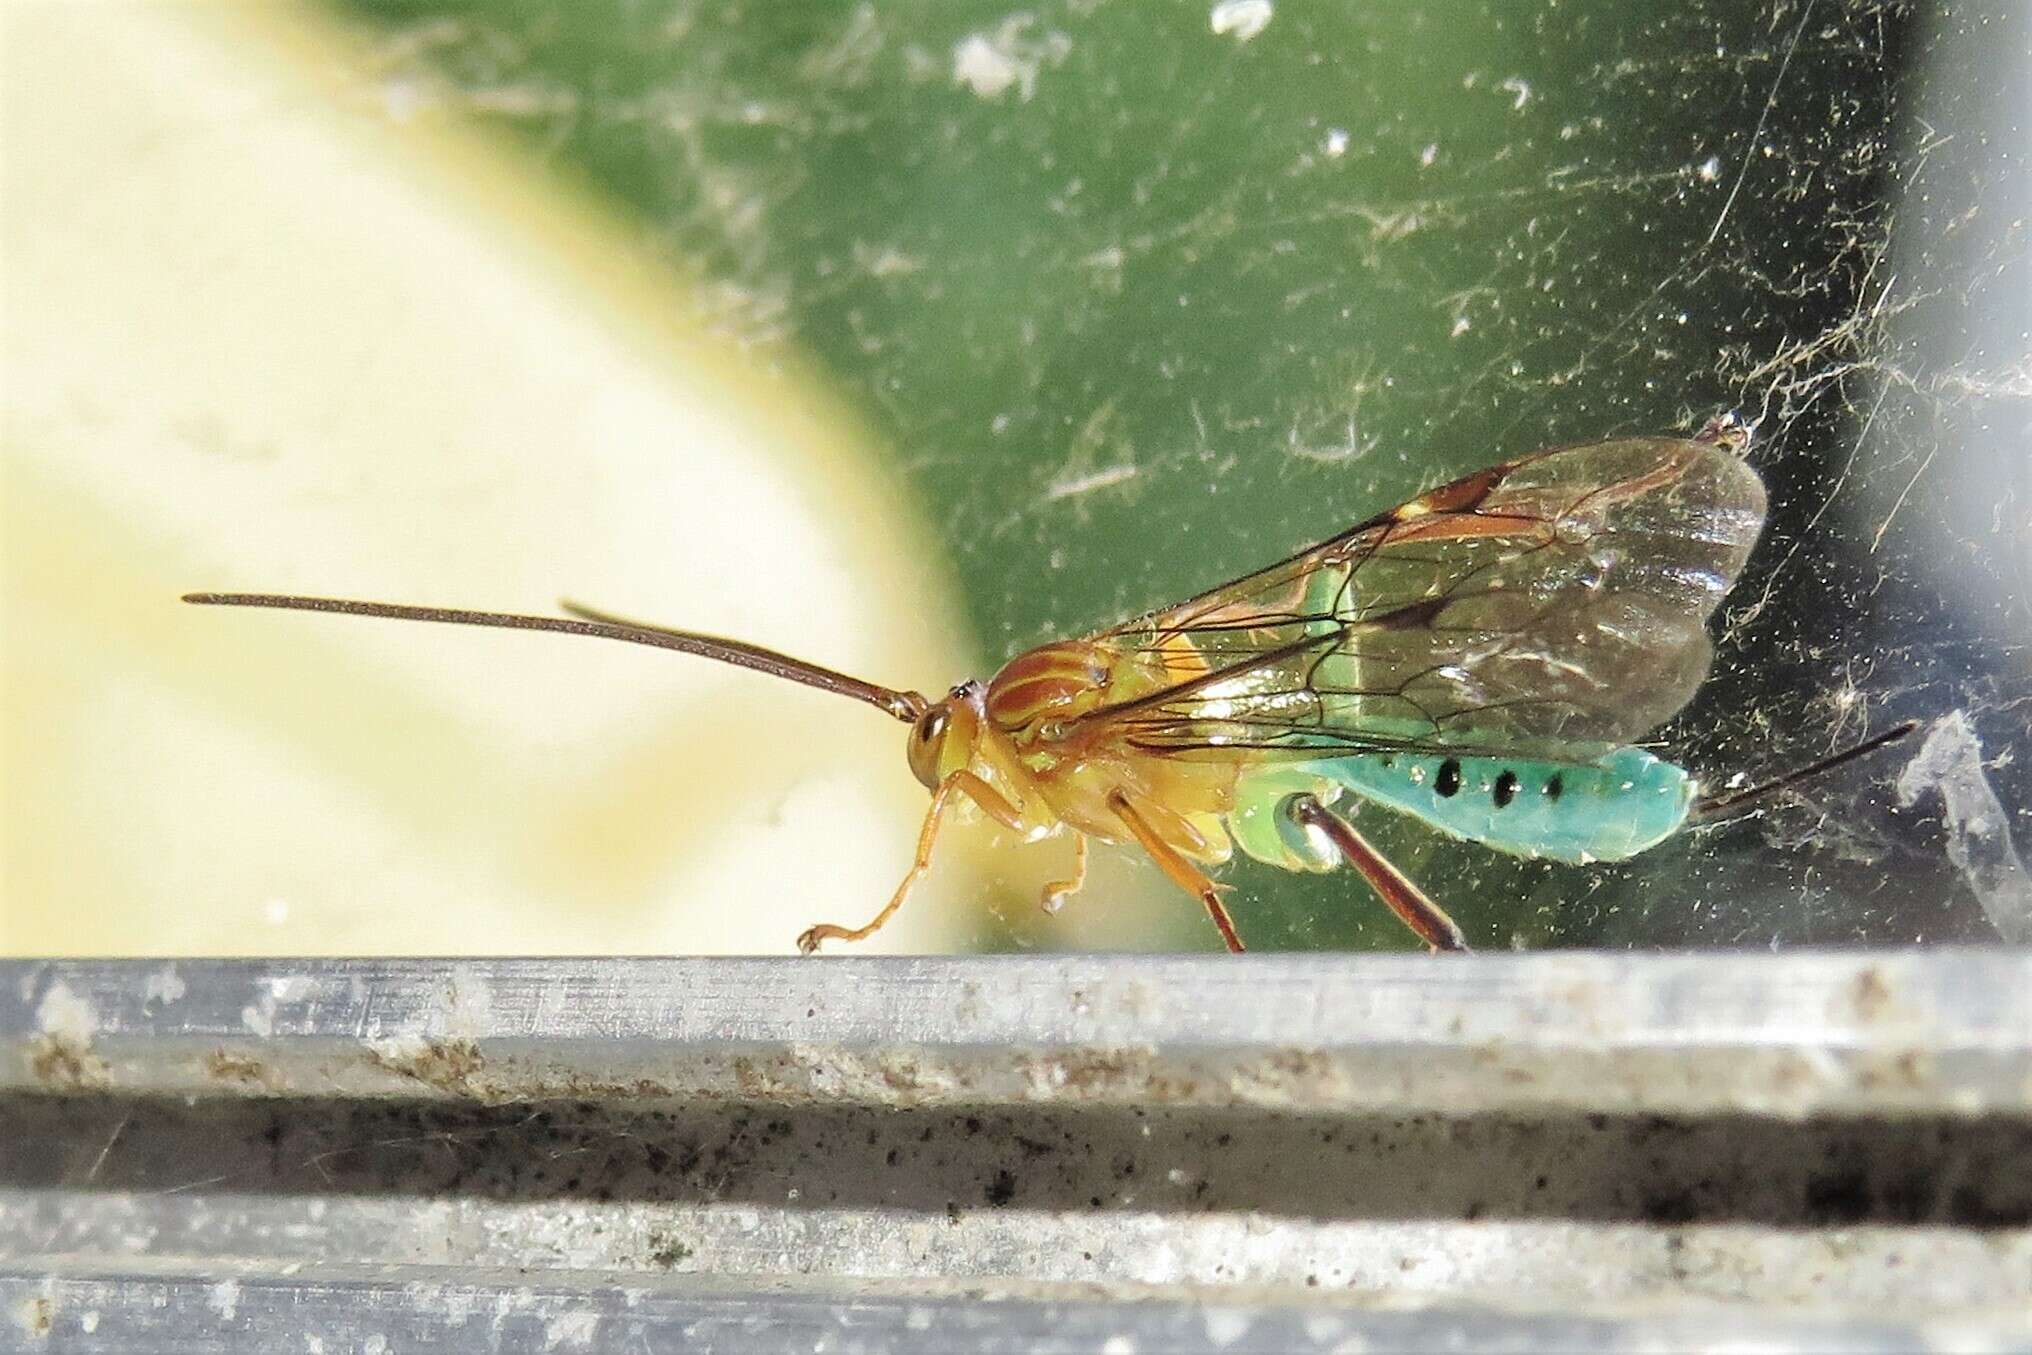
[1894,712,2032,943]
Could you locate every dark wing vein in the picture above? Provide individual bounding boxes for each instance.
[1067,435,1768,763]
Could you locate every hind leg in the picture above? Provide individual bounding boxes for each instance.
[1285,794,1469,953]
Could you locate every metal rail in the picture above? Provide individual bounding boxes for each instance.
[5,951,2030,1351]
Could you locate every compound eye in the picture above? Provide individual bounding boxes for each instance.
[906,706,951,789]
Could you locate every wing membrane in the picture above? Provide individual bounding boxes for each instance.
[1074,435,1767,763]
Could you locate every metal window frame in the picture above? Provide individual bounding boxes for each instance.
[5,950,2030,1351]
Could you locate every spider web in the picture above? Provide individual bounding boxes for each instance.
[341,0,2030,950]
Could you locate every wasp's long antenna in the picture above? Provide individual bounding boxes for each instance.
[182,593,930,723]
[1690,720,1919,821]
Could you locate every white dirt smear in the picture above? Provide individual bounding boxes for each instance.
[1209,0,1274,43]
[1894,711,2032,942]
[952,17,1071,102]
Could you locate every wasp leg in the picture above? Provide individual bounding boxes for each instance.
[1039,833,1089,916]
[796,770,1024,954]
[1285,793,1470,953]
[1108,790,1245,953]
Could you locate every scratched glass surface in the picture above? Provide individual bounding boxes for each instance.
[330,0,2030,951]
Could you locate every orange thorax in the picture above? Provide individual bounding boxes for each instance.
[979,636,1240,861]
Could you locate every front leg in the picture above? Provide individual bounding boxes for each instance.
[796,770,1025,954]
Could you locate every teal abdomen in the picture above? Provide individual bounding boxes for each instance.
[1228,745,1694,870]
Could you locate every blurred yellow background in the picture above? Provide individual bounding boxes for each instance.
[1,2,1007,955]
[6,3,1981,959]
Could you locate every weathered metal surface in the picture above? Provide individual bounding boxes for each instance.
[6,951,2031,1117]
[9,1265,2015,1355]
[7,1188,2031,1313]
[4,953,2029,1351]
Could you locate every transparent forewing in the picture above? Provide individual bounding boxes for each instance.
[1077,436,1768,762]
